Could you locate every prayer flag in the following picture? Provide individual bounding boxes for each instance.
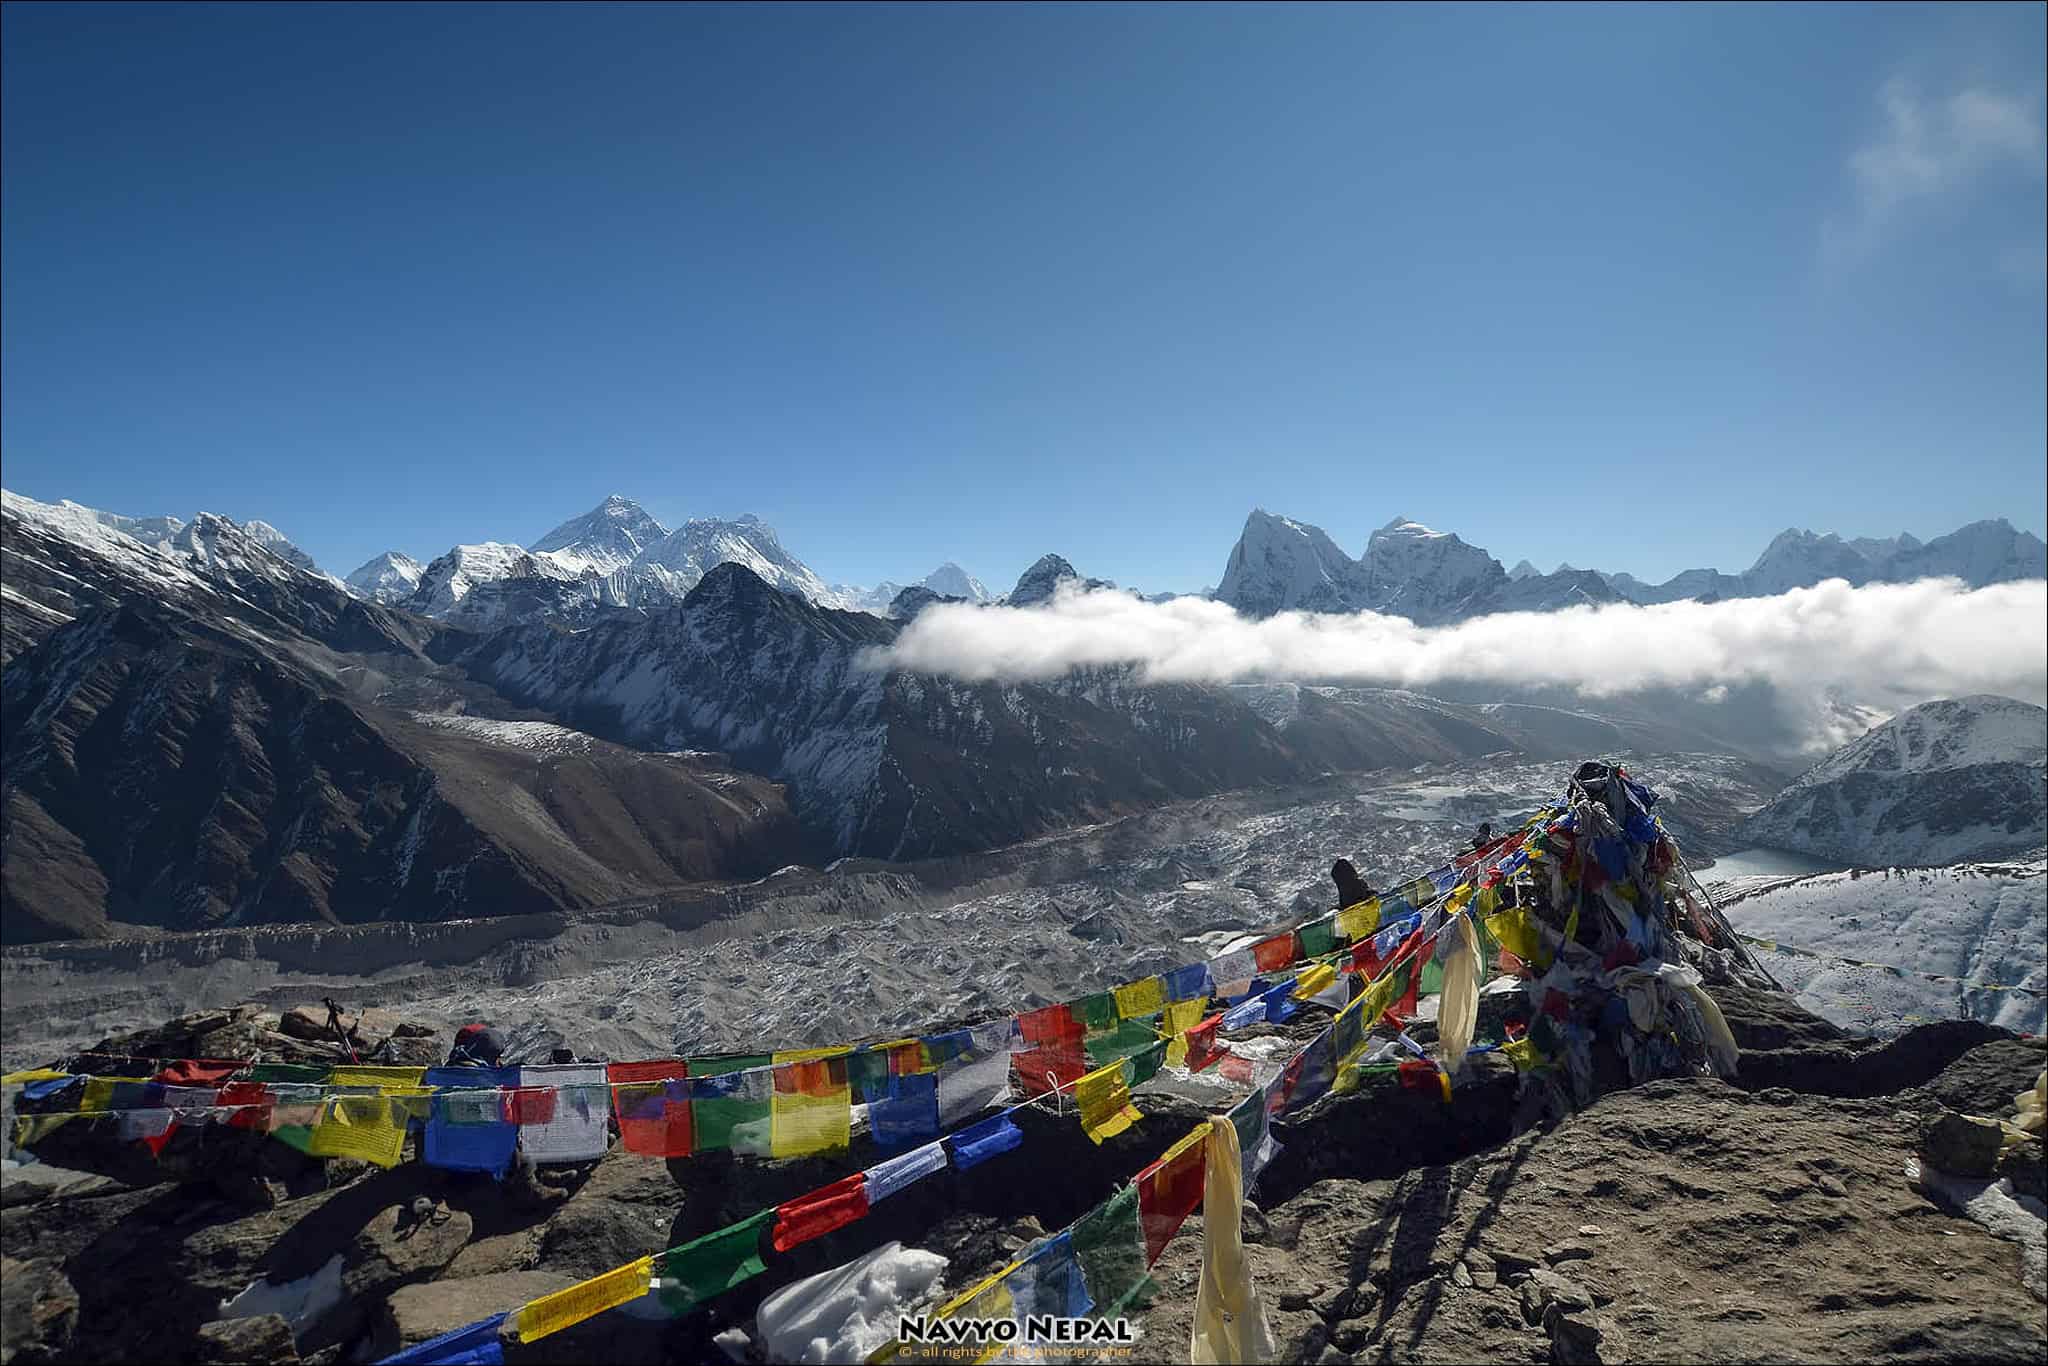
[375,1311,506,1365]
[516,1066,609,1164]
[1072,1184,1153,1314]
[1136,1123,1210,1265]
[1291,961,1337,1001]
[655,1210,774,1316]
[868,1070,940,1150]
[1113,976,1166,1020]
[1335,897,1381,942]
[936,1047,1012,1126]
[864,1141,948,1203]
[1298,918,1338,958]
[1252,933,1297,973]
[153,1060,242,1087]
[1075,1059,1142,1144]
[772,1173,871,1253]
[1181,1014,1226,1073]
[307,1096,408,1167]
[944,1112,1023,1170]
[690,1056,773,1155]
[1161,999,1207,1068]
[608,1061,692,1159]
[1206,949,1257,994]
[515,1257,653,1343]
[1161,962,1211,1004]
[771,1056,851,1158]
[329,1066,428,1093]
[1012,1004,1086,1099]
[1009,1231,1094,1328]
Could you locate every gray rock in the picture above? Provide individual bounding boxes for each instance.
[191,1314,299,1365]
[342,1203,473,1302]
[1921,1112,2005,1178]
[1545,1305,1605,1365]
[1451,1261,1474,1289]
[1542,1240,1594,1265]
[1520,1267,1594,1325]
[373,1271,575,1357]
[0,1257,76,1365]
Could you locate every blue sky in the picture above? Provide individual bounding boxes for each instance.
[4,3,2043,595]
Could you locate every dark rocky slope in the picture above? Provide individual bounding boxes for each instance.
[1,980,2041,1365]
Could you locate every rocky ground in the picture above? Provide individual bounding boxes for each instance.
[1,974,2043,1365]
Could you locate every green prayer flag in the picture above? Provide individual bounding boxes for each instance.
[1298,918,1338,957]
[1085,1019,1159,1068]
[1419,955,1446,998]
[1077,993,1119,1032]
[246,1063,330,1084]
[1073,1184,1149,1312]
[654,1209,774,1315]
[1122,1040,1168,1089]
[689,1054,772,1154]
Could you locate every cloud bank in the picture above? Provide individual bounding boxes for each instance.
[870,577,2048,726]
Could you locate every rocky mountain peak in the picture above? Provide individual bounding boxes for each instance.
[1007,553,1115,606]
[531,495,670,575]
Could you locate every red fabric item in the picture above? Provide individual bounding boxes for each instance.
[1136,1134,1208,1265]
[140,1122,179,1158]
[153,1059,243,1086]
[1012,1004,1086,1097]
[1215,1051,1256,1084]
[502,1087,557,1125]
[1180,1014,1226,1074]
[772,1173,871,1252]
[217,1081,272,1131]
[1381,959,1420,1026]
[1397,1059,1440,1094]
[609,1061,691,1157]
[778,1058,846,1099]
[1252,933,1298,973]
[884,1039,928,1077]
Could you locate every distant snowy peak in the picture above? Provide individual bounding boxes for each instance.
[410,541,585,617]
[530,494,670,575]
[629,515,844,607]
[1784,695,2047,789]
[1741,695,2048,866]
[1886,519,2047,586]
[1006,554,1114,606]
[1507,560,1540,582]
[1215,509,1368,617]
[345,551,425,605]
[922,562,991,603]
[1361,516,1508,622]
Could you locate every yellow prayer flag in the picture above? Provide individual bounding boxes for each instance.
[1075,1059,1142,1144]
[515,1256,654,1343]
[305,1096,407,1167]
[1485,909,1546,965]
[80,1079,115,1115]
[1291,962,1338,1001]
[1161,999,1206,1069]
[1335,897,1381,941]
[1,1069,72,1086]
[770,1053,851,1158]
[1113,976,1167,1021]
[326,1066,428,1093]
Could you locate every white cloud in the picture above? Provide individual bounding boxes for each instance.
[1823,79,2046,267]
[867,578,2048,747]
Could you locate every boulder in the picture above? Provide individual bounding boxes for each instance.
[372,1271,575,1357]
[532,1150,680,1280]
[1996,1134,2045,1204]
[0,1257,77,1364]
[1921,1112,2005,1178]
[343,1203,474,1302]
[1545,1304,1605,1365]
[189,1314,298,1365]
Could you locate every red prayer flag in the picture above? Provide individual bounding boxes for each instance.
[609,1061,691,1158]
[1136,1133,1208,1265]
[1013,1004,1087,1097]
[154,1059,243,1087]
[502,1087,557,1125]
[1180,1014,1225,1074]
[217,1081,272,1132]
[772,1173,871,1252]
[1252,933,1297,973]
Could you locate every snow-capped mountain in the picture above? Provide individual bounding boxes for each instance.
[407,541,596,625]
[529,494,670,575]
[626,514,850,609]
[1214,510,1368,617]
[1604,518,2045,604]
[1739,695,2048,866]
[1212,512,1617,623]
[344,550,425,605]
[1507,559,1540,582]
[1717,860,2045,1038]
[922,562,991,604]
[1005,554,1115,606]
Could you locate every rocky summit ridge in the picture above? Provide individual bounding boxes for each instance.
[0,982,2040,1365]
